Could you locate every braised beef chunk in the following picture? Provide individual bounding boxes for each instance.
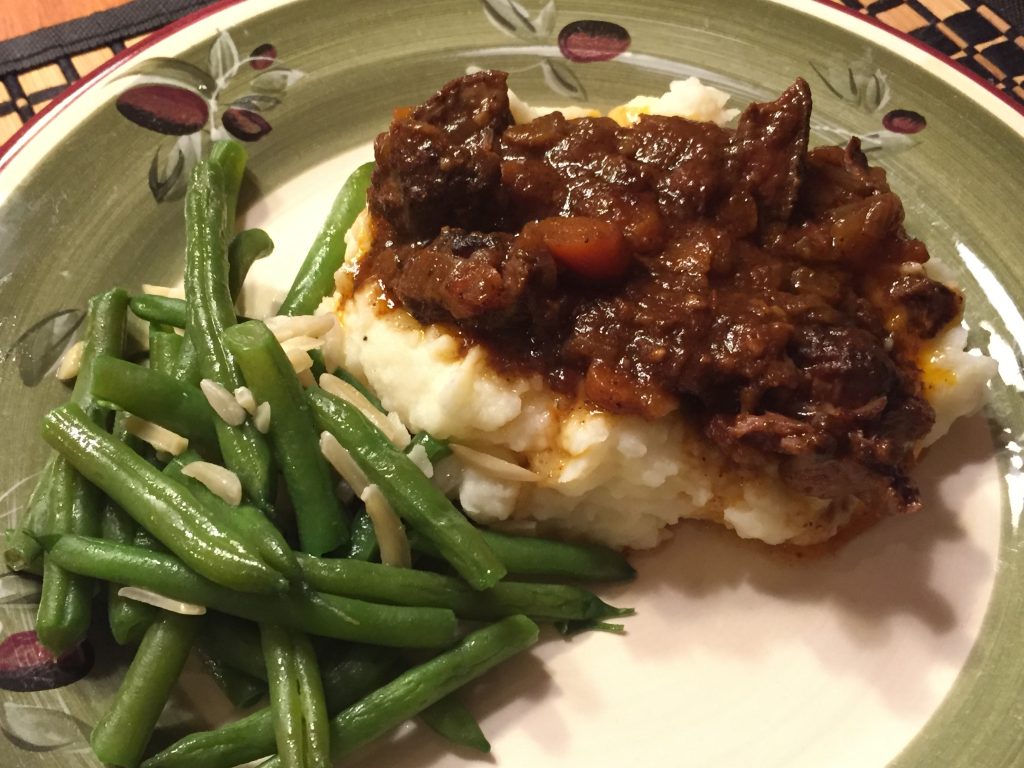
[731,78,811,225]
[358,71,964,516]
[788,325,897,408]
[368,228,558,327]
[368,70,513,241]
[889,274,963,338]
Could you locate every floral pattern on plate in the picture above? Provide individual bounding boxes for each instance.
[809,55,927,153]
[481,0,630,99]
[114,30,303,202]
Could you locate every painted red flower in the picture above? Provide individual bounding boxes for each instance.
[116,85,209,135]
[0,631,93,692]
[558,20,631,63]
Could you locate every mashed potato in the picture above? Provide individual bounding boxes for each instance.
[327,80,996,550]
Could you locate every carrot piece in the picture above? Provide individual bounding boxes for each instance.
[534,216,629,281]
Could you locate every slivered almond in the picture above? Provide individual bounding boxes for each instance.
[181,461,242,506]
[141,283,186,299]
[406,443,434,478]
[318,373,410,449]
[361,484,411,568]
[321,320,345,376]
[281,335,325,354]
[55,340,85,381]
[319,432,369,496]
[253,401,272,433]
[124,416,188,456]
[201,379,247,426]
[265,314,336,342]
[450,443,538,482]
[117,587,206,615]
[286,347,314,374]
[234,386,258,416]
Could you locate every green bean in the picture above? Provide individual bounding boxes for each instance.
[160,219,264,387]
[2,528,42,575]
[148,329,183,374]
[346,511,379,562]
[105,499,157,645]
[228,228,274,298]
[36,461,99,653]
[164,451,301,584]
[278,162,374,316]
[308,388,505,590]
[130,296,263,330]
[262,615,539,766]
[318,644,403,715]
[201,613,266,681]
[306,348,328,380]
[332,366,384,412]
[185,160,274,510]
[297,554,629,622]
[225,321,347,555]
[308,354,385,413]
[409,527,636,583]
[194,637,266,708]
[319,368,453,491]
[103,413,158,645]
[42,404,289,595]
[90,612,201,767]
[2,458,55,572]
[60,287,129,439]
[262,626,330,768]
[131,232,270,335]
[91,357,220,455]
[168,336,200,386]
[420,694,490,753]
[130,295,187,328]
[407,431,451,463]
[36,288,128,654]
[262,624,305,768]
[294,632,330,767]
[555,618,628,636]
[105,538,159,645]
[209,140,246,234]
[141,645,401,768]
[46,535,459,648]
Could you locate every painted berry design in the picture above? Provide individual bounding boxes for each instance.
[115,29,302,201]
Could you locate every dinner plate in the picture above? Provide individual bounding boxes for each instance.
[1,1,1022,766]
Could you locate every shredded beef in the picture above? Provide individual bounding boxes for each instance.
[356,71,963,516]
